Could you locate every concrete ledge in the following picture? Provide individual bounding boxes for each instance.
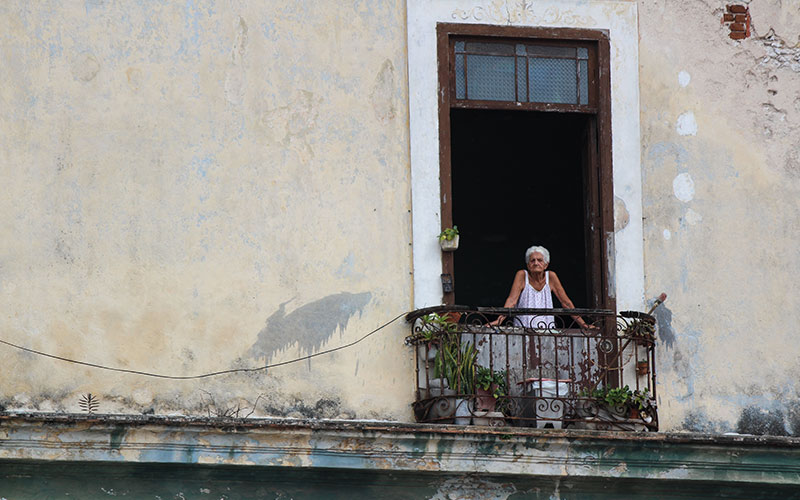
[1,413,799,486]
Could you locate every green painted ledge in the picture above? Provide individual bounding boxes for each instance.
[1,413,799,494]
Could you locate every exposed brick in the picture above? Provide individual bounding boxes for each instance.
[727,4,747,13]
[730,22,747,31]
[734,14,748,22]
[722,13,735,22]
[729,31,747,40]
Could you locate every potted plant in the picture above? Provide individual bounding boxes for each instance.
[474,366,507,412]
[438,226,459,251]
[578,385,653,422]
[434,338,477,424]
[418,312,458,361]
[472,366,508,426]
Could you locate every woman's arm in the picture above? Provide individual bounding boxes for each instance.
[490,270,526,325]
[549,271,594,329]
[503,270,527,308]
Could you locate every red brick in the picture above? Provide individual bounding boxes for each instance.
[729,31,747,40]
[727,4,747,13]
[722,13,735,22]
[730,22,747,31]
[734,14,748,22]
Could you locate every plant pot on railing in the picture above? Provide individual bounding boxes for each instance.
[574,386,656,431]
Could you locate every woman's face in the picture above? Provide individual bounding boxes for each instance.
[527,252,548,273]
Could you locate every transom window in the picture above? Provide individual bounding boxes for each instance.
[451,39,596,108]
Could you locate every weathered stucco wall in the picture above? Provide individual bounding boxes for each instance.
[639,0,800,434]
[0,1,413,419]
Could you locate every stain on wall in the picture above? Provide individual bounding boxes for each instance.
[0,0,412,420]
[640,0,800,433]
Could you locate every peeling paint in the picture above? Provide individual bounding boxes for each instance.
[613,196,629,232]
[675,111,697,136]
[672,172,695,202]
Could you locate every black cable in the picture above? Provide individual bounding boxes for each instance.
[0,311,408,380]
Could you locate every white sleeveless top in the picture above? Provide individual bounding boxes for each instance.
[516,271,554,329]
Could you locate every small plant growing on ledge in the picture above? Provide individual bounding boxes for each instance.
[438,226,459,251]
[79,393,99,414]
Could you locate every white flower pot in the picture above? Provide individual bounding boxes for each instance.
[440,235,459,251]
[454,398,471,425]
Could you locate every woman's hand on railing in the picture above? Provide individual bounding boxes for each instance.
[488,315,505,326]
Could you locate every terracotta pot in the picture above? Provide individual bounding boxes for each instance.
[475,386,497,412]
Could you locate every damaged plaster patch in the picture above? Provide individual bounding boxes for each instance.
[758,29,800,73]
[369,59,397,123]
[126,67,142,92]
[248,292,371,362]
[678,70,691,87]
[672,172,695,202]
[737,406,788,436]
[684,208,702,225]
[613,196,629,232]
[71,53,100,82]
[258,90,322,160]
[429,476,516,500]
[786,146,800,178]
[224,17,248,105]
[676,111,698,136]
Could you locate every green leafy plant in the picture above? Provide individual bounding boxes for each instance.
[438,226,459,242]
[580,385,652,411]
[631,388,651,410]
[475,366,508,399]
[434,339,477,394]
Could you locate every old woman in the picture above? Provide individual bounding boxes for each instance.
[500,245,591,330]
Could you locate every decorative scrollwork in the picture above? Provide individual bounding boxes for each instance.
[597,338,615,353]
[406,305,658,430]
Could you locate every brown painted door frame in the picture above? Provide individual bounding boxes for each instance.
[436,23,615,311]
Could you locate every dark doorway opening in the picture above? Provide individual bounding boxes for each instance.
[450,108,591,308]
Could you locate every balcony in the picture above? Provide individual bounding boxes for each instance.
[405,306,658,431]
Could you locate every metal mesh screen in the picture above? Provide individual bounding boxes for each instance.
[529,58,577,104]
[466,54,516,101]
[455,54,466,99]
[579,60,588,105]
[452,40,592,106]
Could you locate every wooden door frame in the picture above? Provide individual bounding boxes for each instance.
[436,23,615,311]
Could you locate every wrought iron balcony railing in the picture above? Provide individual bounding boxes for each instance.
[405,306,658,431]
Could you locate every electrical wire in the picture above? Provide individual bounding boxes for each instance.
[0,311,408,380]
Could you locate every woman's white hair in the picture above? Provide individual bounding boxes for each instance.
[525,245,550,265]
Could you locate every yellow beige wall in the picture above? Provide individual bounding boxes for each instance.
[639,0,800,434]
[0,1,414,419]
[4,0,800,436]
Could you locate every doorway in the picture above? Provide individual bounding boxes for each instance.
[450,108,591,308]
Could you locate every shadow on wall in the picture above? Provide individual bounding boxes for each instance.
[248,292,372,362]
[653,305,676,349]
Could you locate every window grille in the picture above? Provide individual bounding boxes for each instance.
[453,40,591,106]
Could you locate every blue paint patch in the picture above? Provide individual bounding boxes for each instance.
[191,155,215,179]
[84,0,105,15]
[335,252,356,278]
[261,20,277,41]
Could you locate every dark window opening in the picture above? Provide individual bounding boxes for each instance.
[437,24,613,310]
[450,108,590,308]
